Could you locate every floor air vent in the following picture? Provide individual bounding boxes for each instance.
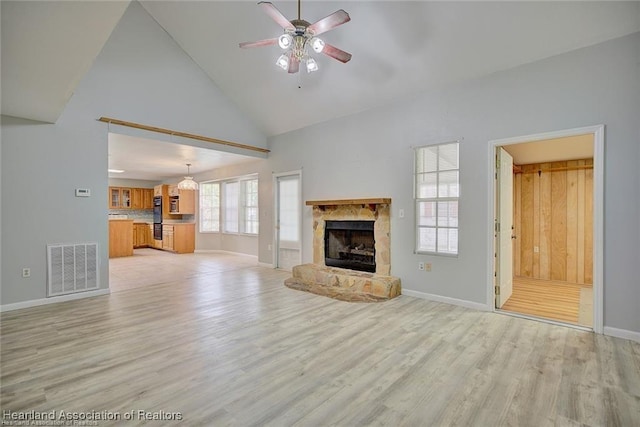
[47,243,99,297]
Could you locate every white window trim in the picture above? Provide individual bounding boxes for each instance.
[200,174,259,236]
[414,140,461,256]
[199,181,221,233]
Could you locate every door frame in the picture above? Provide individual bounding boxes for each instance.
[272,170,302,269]
[487,125,604,333]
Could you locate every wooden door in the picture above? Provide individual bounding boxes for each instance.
[496,147,514,308]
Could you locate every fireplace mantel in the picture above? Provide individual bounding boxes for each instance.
[306,198,391,211]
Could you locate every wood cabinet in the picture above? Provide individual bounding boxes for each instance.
[162,225,175,251]
[176,189,195,214]
[109,220,134,258]
[168,185,180,197]
[143,189,154,209]
[131,188,144,210]
[110,187,154,210]
[109,187,132,209]
[133,223,151,248]
[161,223,195,254]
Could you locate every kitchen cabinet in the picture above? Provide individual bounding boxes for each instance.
[133,223,151,248]
[161,223,195,253]
[109,187,131,209]
[131,188,144,210]
[168,185,180,197]
[110,187,154,210]
[109,219,134,257]
[143,189,154,209]
[176,189,195,214]
[132,188,154,210]
[154,185,163,197]
[156,184,183,220]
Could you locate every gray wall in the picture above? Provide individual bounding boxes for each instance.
[265,32,640,333]
[0,2,266,305]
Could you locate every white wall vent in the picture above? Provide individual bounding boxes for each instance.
[47,243,99,297]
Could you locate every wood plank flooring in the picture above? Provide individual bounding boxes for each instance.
[501,276,593,327]
[2,252,639,426]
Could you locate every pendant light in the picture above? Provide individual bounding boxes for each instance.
[178,163,198,190]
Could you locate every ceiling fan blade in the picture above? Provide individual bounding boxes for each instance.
[321,43,352,63]
[239,38,278,49]
[258,1,294,31]
[288,57,300,74]
[307,10,350,36]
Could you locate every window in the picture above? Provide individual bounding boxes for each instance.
[415,141,459,255]
[242,179,259,234]
[199,182,220,232]
[200,175,259,235]
[224,181,240,233]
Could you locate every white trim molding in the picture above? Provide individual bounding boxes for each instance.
[402,289,489,312]
[258,262,274,268]
[0,289,110,313]
[603,327,640,343]
[487,125,605,334]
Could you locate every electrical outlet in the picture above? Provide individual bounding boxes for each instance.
[267,244,272,251]
[418,262,425,271]
[425,263,432,272]
[22,268,31,278]
[534,246,540,253]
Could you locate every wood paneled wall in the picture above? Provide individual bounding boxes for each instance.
[513,159,593,284]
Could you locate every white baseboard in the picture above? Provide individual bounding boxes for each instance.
[0,289,110,313]
[258,262,274,268]
[194,249,258,259]
[603,326,640,343]
[402,289,489,311]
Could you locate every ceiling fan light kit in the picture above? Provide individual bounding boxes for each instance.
[240,0,352,75]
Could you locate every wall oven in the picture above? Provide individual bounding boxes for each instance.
[153,196,163,240]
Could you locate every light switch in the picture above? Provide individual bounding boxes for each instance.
[399,209,405,218]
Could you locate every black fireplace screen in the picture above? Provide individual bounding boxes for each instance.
[324,220,375,273]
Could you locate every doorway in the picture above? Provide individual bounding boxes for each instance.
[274,171,302,271]
[489,126,604,332]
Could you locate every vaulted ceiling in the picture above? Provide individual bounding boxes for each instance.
[2,0,640,135]
[2,1,639,137]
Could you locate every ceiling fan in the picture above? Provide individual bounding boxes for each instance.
[239,0,352,74]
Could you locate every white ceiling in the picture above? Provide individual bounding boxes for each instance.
[140,1,640,136]
[0,1,129,122]
[503,134,594,165]
[108,133,258,181]
[2,1,639,179]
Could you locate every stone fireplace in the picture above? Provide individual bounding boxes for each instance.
[284,198,400,302]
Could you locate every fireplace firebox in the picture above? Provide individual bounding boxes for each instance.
[324,220,376,273]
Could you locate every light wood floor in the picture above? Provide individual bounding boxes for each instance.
[2,252,639,426]
[501,277,593,327]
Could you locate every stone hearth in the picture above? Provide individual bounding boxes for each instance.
[284,198,401,302]
[285,264,401,302]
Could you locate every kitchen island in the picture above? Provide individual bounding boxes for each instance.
[109,219,134,258]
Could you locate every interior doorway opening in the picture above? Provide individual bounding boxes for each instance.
[489,126,604,332]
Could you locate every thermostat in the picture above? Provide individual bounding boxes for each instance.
[75,188,91,197]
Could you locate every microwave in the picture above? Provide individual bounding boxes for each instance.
[169,197,179,213]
